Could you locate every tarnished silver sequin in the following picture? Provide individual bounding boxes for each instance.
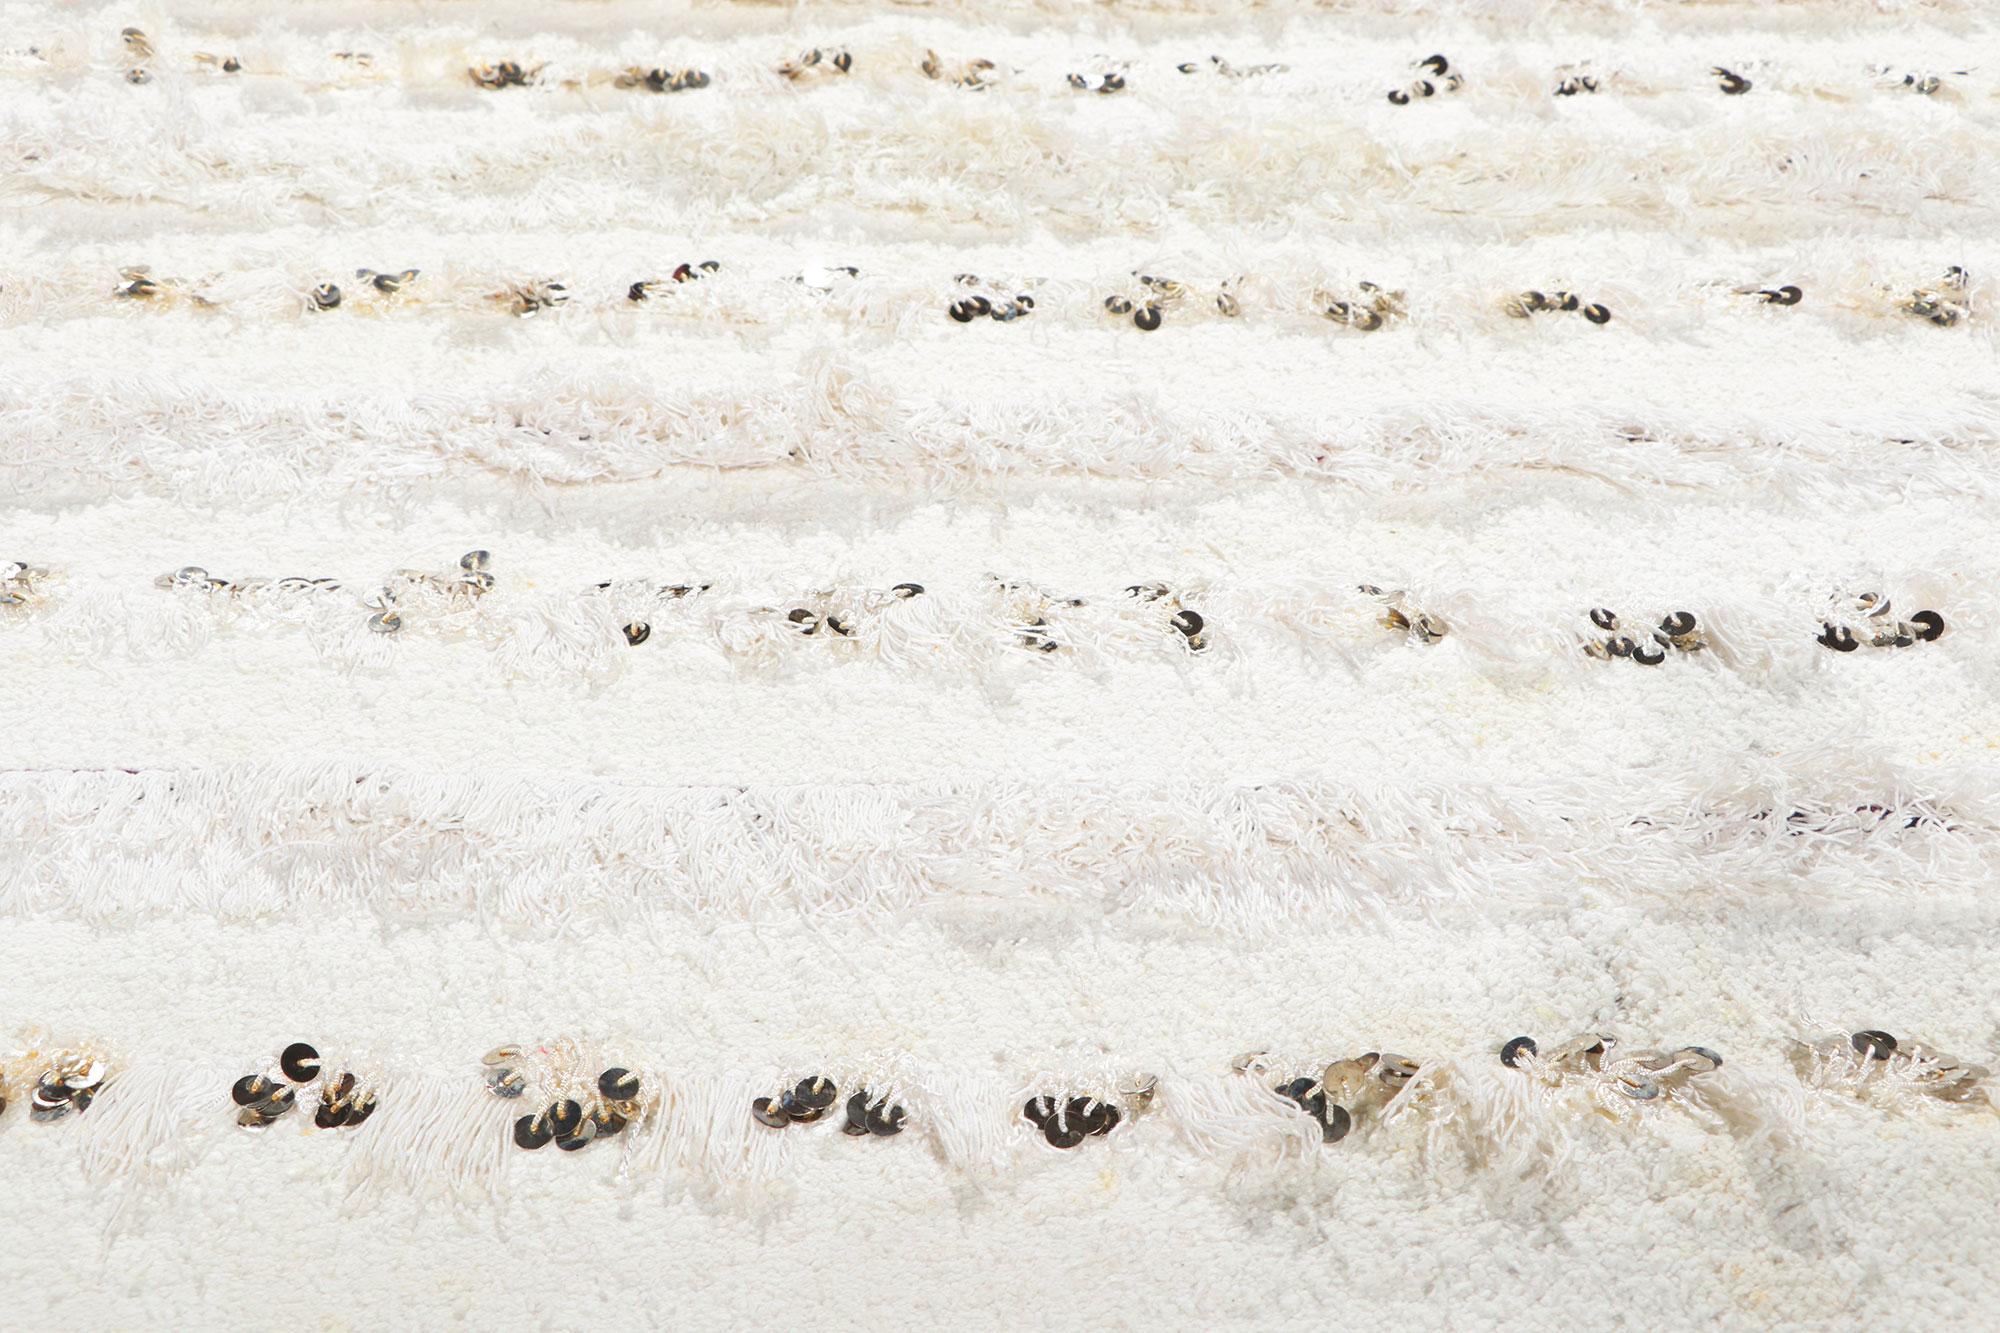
[1361,585,1447,644]
[21,1052,110,1123]
[1584,608,1704,662]
[780,48,853,80]
[357,268,421,296]
[1321,281,1405,333]
[1503,1030,1721,1110]
[1903,266,1970,327]
[921,50,997,89]
[1816,592,1945,653]
[470,61,536,90]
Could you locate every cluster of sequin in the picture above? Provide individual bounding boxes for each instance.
[231,1042,377,1131]
[628,260,720,302]
[752,1075,833,1127]
[1243,1050,1420,1144]
[1386,53,1462,104]
[1500,1033,1724,1104]
[948,274,1036,324]
[1022,1077,1155,1149]
[1321,281,1406,331]
[1583,609,1706,665]
[1815,594,1945,653]
[1,1051,109,1123]
[1101,273,1189,331]
[1022,1095,1123,1148]
[1903,267,1972,327]
[750,1078,908,1137]
[1125,582,1209,652]
[487,1046,641,1153]
[155,565,341,597]
[1361,585,1449,645]
[365,551,494,635]
[1795,1030,1990,1106]
[1502,289,1614,324]
[0,561,55,611]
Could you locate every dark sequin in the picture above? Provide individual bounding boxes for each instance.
[232,1074,276,1107]
[1852,1030,1897,1060]
[793,1076,837,1110]
[1678,1046,1724,1070]
[1320,1103,1352,1143]
[1042,1116,1087,1149]
[1501,1036,1538,1067]
[280,1043,321,1083]
[598,1068,640,1101]
[514,1113,553,1149]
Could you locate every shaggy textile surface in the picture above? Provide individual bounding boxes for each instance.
[4,0,1999,1326]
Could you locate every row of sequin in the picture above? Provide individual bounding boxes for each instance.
[55,265,1977,331]
[3,1031,1985,1145]
[0,562,1953,662]
[70,30,1992,105]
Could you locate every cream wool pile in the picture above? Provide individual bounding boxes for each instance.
[3,0,1999,1325]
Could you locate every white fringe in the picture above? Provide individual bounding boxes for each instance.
[0,758,1992,929]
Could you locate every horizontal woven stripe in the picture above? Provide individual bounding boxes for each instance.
[4,762,1994,926]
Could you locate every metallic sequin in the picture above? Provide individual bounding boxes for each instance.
[280,1042,322,1083]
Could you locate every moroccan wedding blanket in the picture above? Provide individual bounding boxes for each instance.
[2,0,1997,1325]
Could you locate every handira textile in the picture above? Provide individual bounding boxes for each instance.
[3,0,1998,1326]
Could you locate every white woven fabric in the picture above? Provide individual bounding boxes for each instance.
[3,1,1998,1325]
